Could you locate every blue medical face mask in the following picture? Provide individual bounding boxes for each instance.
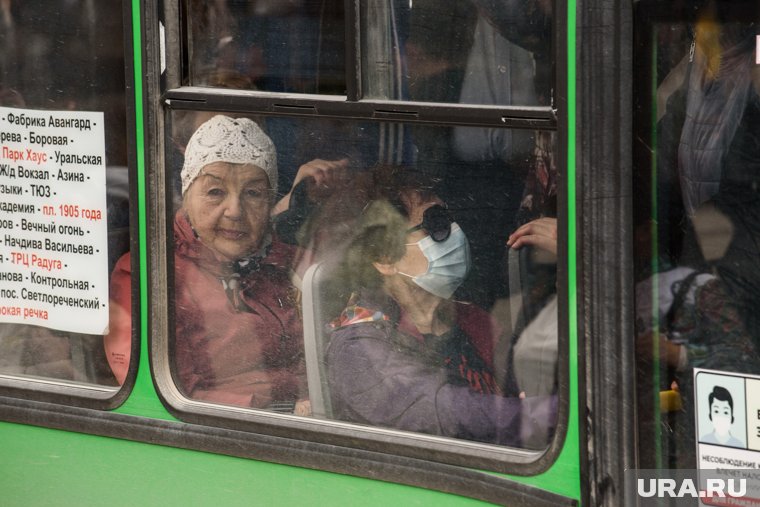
[398,222,471,299]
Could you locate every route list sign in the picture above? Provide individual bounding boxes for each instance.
[0,106,109,335]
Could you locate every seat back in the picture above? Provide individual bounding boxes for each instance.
[301,261,343,419]
[505,244,559,400]
[507,245,535,333]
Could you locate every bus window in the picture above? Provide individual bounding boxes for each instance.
[159,109,559,451]
[362,0,552,105]
[0,0,130,390]
[186,0,346,95]
[633,0,760,469]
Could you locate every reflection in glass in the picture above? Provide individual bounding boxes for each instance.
[633,1,760,469]
[187,0,346,94]
[362,0,552,104]
[163,110,559,449]
[0,0,127,388]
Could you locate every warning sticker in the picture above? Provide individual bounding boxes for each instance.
[695,369,760,506]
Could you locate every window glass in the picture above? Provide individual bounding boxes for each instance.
[164,110,559,449]
[633,0,760,469]
[0,0,129,388]
[361,0,552,105]
[187,0,346,94]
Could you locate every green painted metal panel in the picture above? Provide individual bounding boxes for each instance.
[111,0,175,422]
[0,421,494,507]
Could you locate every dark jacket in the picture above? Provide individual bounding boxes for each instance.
[657,44,760,347]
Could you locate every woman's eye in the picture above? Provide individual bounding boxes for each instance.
[206,188,225,198]
[244,188,266,199]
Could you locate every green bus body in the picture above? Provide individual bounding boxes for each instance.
[0,0,581,504]
[10,0,757,504]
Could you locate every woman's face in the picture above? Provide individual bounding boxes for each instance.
[392,198,442,278]
[184,162,272,261]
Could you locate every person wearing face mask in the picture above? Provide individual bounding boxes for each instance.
[105,115,309,414]
[700,386,743,448]
[321,167,556,447]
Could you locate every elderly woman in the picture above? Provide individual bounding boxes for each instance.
[106,115,307,412]
[324,168,556,447]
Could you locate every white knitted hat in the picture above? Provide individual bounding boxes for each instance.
[181,115,277,195]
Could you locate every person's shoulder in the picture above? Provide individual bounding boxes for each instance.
[329,295,392,342]
[330,319,387,338]
[327,320,391,366]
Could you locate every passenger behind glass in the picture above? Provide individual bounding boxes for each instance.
[466,0,552,102]
[634,2,760,462]
[655,1,760,349]
[105,115,309,414]
[638,6,760,466]
[632,204,760,468]
[443,0,553,309]
[189,0,345,95]
[322,167,556,447]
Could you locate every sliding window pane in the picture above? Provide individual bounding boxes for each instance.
[187,0,346,95]
[362,0,552,105]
